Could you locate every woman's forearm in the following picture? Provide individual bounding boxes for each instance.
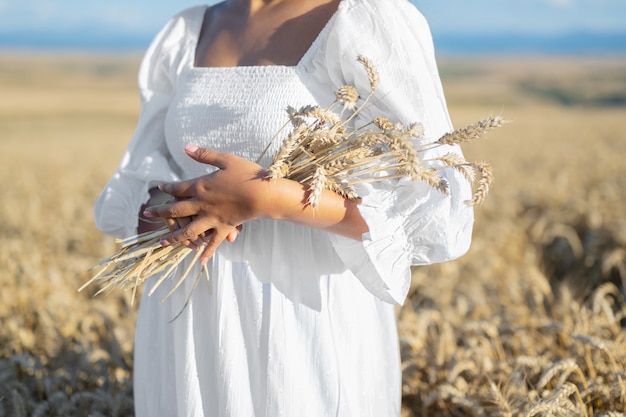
[261,177,368,241]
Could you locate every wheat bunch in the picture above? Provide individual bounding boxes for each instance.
[80,227,209,305]
[262,55,505,208]
[82,55,505,298]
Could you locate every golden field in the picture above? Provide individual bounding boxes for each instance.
[0,53,625,416]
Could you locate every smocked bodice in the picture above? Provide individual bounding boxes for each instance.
[164,66,316,178]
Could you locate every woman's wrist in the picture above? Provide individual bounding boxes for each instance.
[261,177,308,221]
[259,176,368,241]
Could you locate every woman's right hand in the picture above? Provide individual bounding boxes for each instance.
[138,187,242,246]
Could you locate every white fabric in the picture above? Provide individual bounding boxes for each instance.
[93,1,474,416]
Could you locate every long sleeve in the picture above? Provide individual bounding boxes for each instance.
[94,7,203,238]
[299,0,474,305]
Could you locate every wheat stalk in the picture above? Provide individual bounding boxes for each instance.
[436,116,505,146]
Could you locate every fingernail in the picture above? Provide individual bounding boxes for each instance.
[185,144,199,154]
[200,257,208,266]
[142,210,153,218]
[160,238,170,247]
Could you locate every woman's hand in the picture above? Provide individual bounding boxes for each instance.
[138,187,239,247]
[165,216,242,249]
[142,144,268,263]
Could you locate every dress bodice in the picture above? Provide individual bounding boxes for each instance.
[165,65,316,178]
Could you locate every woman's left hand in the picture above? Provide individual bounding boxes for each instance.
[143,144,269,263]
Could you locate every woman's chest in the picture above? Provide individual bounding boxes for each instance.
[164,67,317,176]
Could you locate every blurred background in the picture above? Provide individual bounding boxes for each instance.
[1,0,625,53]
[1,1,625,416]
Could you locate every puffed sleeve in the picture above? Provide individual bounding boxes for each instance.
[94,8,202,238]
[299,0,474,305]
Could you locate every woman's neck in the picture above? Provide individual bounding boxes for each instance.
[196,0,340,67]
[223,0,288,16]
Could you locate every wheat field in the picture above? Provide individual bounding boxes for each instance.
[0,53,625,416]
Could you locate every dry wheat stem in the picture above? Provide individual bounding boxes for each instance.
[436,115,506,146]
[82,227,201,304]
[168,263,211,323]
[467,162,494,206]
[489,382,514,417]
[255,119,292,164]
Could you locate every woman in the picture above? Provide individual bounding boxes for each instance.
[94,0,474,415]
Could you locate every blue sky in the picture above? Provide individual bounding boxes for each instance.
[2,0,626,34]
[0,0,625,51]
[417,0,626,36]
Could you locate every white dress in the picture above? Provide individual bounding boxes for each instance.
[94,1,474,416]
